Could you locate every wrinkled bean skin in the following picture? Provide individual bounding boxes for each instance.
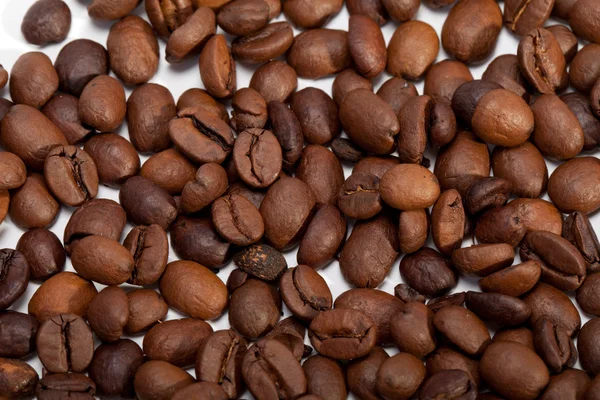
[79,75,126,133]
[22,0,71,46]
[88,0,141,21]
[35,372,96,400]
[10,52,59,109]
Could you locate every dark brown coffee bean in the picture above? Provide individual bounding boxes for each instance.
[196,330,247,399]
[0,249,28,310]
[88,339,143,397]
[309,308,376,360]
[234,244,287,281]
[0,311,38,359]
[397,96,431,164]
[578,273,600,317]
[394,284,426,304]
[523,282,581,336]
[232,22,294,64]
[354,156,400,179]
[22,0,71,45]
[347,0,387,25]
[534,317,576,373]
[288,29,351,79]
[171,217,234,268]
[42,94,92,145]
[134,361,194,400]
[290,88,340,145]
[520,231,587,291]
[426,347,481,390]
[465,291,531,327]
[145,0,194,38]
[35,373,95,400]
[107,16,159,85]
[265,317,310,361]
[16,228,65,282]
[0,152,25,191]
[283,0,343,28]
[347,347,388,400]
[1,105,68,171]
[492,141,548,198]
[390,302,436,358]
[481,342,549,400]
[28,272,98,322]
[84,133,140,187]
[570,45,600,95]
[561,92,600,151]
[267,100,303,170]
[569,0,600,45]
[452,243,514,277]
[388,21,439,80]
[297,145,343,205]
[376,353,426,400]
[140,149,196,196]
[592,78,600,118]
[427,292,466,313]
[123,224,169,286]
[340,89,399,154]
[504,0,554,36]
[540,369,591,400]
[340,213,399,288]
[181,163,228,214]
[199,34,237,99]
[419,370,476,400]
[398,209,429,254]
[578,318,600,376]
[120,176,177,229]
[518,28,568,94]
[494,326,536,350]
[212,194,264,246]
[173,382,228,400]
[10,52,58,108]
[165,7,216,63]
[280,265,332,322]
[431,189,465,256]
[9,173,58,229]
[54,39,108,96]
[297,205,346,270]
[482,54,532,102]
[479,260,541,297]
[380,164,441,210]
[587,375,600,400]
[177,88,230,122]
[442,0,502,64]
[331,138,366,163]
[233,128,282,188]
[0,358,38,398]
[434,305,491,356]
[377,76,418,115]
[549,157,600,214]
[464,177,511,215]
[78,75,126,133]
[425,60,473,106]
[37,314,93,373]
[547,25,578,63]
[87,286,129,343]
[348,15,386,78]
[0,67,6,90]
[303,355,346,400]
[429,101,457,148]
[400,247,456,297]
[229,279,281,339]
[338,173,382,220]
[125,289,169,334]
[230,88,267,132]
[44,146,98,207]
[250,60,298,103]
[227,182,266,210]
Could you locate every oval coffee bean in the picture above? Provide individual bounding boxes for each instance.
[388,21,439,80]
[165,7,216,63]
[396,95,431,164]
[145,0,194,38]
[280,265,332,322]
[431,189,465,256]
[377,76,418,115]
[230,88,267,132]
[0,311,38,359]
[297,205,347,270]
[464,177,511,215]
[492,141,548,198]
[22,0,71,46]
[434,306,490,357]
[283,0,343,29]
[125,289,169,335]
[482,54,532,102]
[88,0,139,20]
[504,0,554,36]
[9,173,59,229]
[79,75,126,133]
[561,92,600,151]
[427,292,466,313]
[348,15,386,78]
[296,145,343,205]
[120,176,178,229]
[123,224,169,286]
[465,291,531,327]
[71,235,134,285]
[291,88,340,146]
[398,209,429,254]
[87,286,129,343]
[380,164,441,210]
[563,212,600,272]
[54,39,108,96]
[400,247,456,297]
[424,60,473,106]
[288,29,351,79]
[0,152,26,191]
[199,34,237,99]
[534,317,576,373]
[330,137,366,162]
[376,353,426,400]
[568,0,600,44]
[303,355,346,400]
[0,358,38,399]
[229,279,281,339]
[171,217,234,269]
[233,128,282,188]
[451,243,514,277]
[133,361,194,400]
[578,318,600,376]
[479,260,541,297]
[577,273,600,316]
[548,157,600,214]
[88,339,144,397]
[347,347,389,400]
[35,373,95,400]
[309,308,377,360]
[217,0,269,36]
[419,370,476,400]
[0,249,29,310]
[232,22,294,64]
[523,282,581,336]
[10,52,58,109]
[250,60,298,103]
[181,163,228,214]
[84,133,140,187]
[390,302,436,358]
[234,244,287,281]
[212,194,264,246]
[540,369,591,400]
[267,100,303,169]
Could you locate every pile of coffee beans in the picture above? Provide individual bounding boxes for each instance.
[3,0,600,398]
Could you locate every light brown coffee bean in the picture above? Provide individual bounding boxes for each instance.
[431,189,465,256]
[548,157,600,214]
[10,52,58,109]
[348,15,386,78]
[287,29,351,79]
[199,34,237,99]
[479,261,541,297]
[388,21,439,80]
[380,164,441,210]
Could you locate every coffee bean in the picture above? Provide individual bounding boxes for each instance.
[431,189,465,256]
[376,353,426,400]
[523,282,581,336]
[578,273,600,317]
[479,260,541,297]
[397,209,429,254]
[9,173,58,230]
[0,311,38,359]
[0,152,25,191]
[16,228,64,282]
[233,128,282,188]
[297,205,346,269]
[434,305,490,356]
[419,370,476,400]
[400,247,456,297]
[0,66,6,90]
[579,318,600,376]
[354,156,400,179]
[84,133,140,187]
[212,194,264,245]
[429,101,457,148]
[217,0,269,36]
[146,0,194,38]
[309,308,377,360]
[388,21,438,80]
[569,0,600,45]
[177,88,230,122]
[123,225,168,286]
[173,382,229,400]
[42,94,92,145]
[553,0,578,19]
[242,339,307,399]
[134,361,195,400]
[44,145,99,207]
[465,291,531,327]
[340,213,399,288]
[297,146,343,206]
[426,347,481,390]
[377,76,418,115]
[171,217,234,268]
[0,249,29,310]
[0,191,8,226]
[54,39,109,96]
[120,176,178,229]
[36,373,95,400]
[442,0,502,64]
[347,347,388,400]
[28,272,98,322]
[140,149,196,196]
[382,0,419,22]
[504,0,554,36]
[267,100,303,170]
[492,141,548,198]
[380,164,440,210]
[166,7,216,63]
[250,60,298,103]
[561,92,600,151]
[303,355,347,400]
[394,283,426,304]
[482,54,532,102]
[22,0,71,45]
[464,177,510,215]
[424,60,473,106]
[79,75,126,133]
[0,358,38,398]
[230,88,268,132]
[287,29,351,79]
[125,289,169,334]
[347,0,387,25]
[534,317,576,373]
[87,286,129,343]
[107,15,159,85]
[283,0,343,28]
[37,314,93,373]
[390,302,436,358]
[290,88,340,145]
[428,292,466,313]
[549,157,600,214]
[547,25,578,63]
[88,339,143,397]
[518,28,568,94]
[232,245,285,282]
[232,22,294,64]
[494,326,535,350]
[265,317,310,360]
[10,52,59,109]
[200,34,237,99]
[540,369,591,400]
[88,0,140,20]
[592,78,600,118]
[181,163,228,214]
[587,375,600,400]
[330,137,366,163]
[396,96,431,164]
[452,243,514,276]
[229,278,281,338]
[347,15,386,78]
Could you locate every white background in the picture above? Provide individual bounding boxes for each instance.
[0,0,594,398]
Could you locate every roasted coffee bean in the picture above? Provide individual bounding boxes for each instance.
[331,138,366,163]
[166,7,216,63]
[347,347,388,400]
[427,292,466,313]
[309,308,376,360]
[540,369,591,400]
[145,0,194,38]
[42,94,92,145]
[44,146,98,207]
[431,189,465,256]
[390,302,436,358]
[233,244,286,281]
[0,67,6,89]
[0,152,25,191]
[233,128,282,188]
[0,358,38,398]
[504,0,554,36]
[120,176,178,229]
[494,327,536,350]
[232,22,294,64]
[520,231,586,291]
[396,96,431,164]
[303,355,346,400]
[283,0,343,28]
[37,314,93,373]
[192,0,232,10]
[0,191,8,226]
[547,25,578,63]
[426,347,481,390]
[587,375,600,400]
[419,370,476,400]
[435,131,490,197]
[376,352,426,400]
[579,318,600,376]
[196,330,247,399]
[534,317,576,373]
[592,78,600,118]
[68,239,131,287]
[230,88,267,132]
[347,15,386,78]
[107,16,159,85]
[569,0,600,45]
[452,80,534,147]
[340,89,399,154]
[334,71,373,110]
[394,283,426,304]
[134,361,194,400]
[388,21,438,80]
[123,224,169,286]
[433,305,490,356]
[1,105,68,171]
[36,373,95,400]
[481,342,549,400]
[140,149,196,196]
[464,177,511,215]
[482,54,532,102]
[10,52,58,109]
[398,209,429,254]
[229,279,281,338]
[87,286,129,343]
[549,157,600,214]
[0,311,38,359]
[452,243,514,277]
[518,28,568,94]
[199,34,237,99]
[88,0,140,20]
[171,217,234,268]
[378,76,418,115]
[54,39,108,96]
[265,317,310,361]
[335,288,404,346]
[217,0,269,36]
[380,164,440,210]
[354,156,400,179]
[181,163,228,214]
[267,101,303,170]
[296,146,343,205]
[250,60,298,103]
[429,101,457,148]
[0,249,29,310]
[523,282,581,336]
[177,88,229,122]
[561,92,600,151]
[492,141,548,198]
[84,133,140,187]
[16,228,65,282]
[552,0,578,20]
[442,0,502,64]
[212,194,264,245]
[382,0,419,22]
[22,0,71,45]
[88,339,144,397]
[63,198,126,253]
[9,173,59,229]
[401,247,456,297]
[296,205,346,269]
[79,75,126,133]
[338,173,382,220]
[288,29,351,79]
[280,265,332,322]
[424,60,473,106]
[569,45,600,95]
[125,289,169,334]
[28,272,97,322]
[340,213,399,288]
[465,291,531,327]
[479,260,541,297]
[173,382,228,400]
[291,89,340,145]
[227,182,266,210]
[346,0,387,25]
